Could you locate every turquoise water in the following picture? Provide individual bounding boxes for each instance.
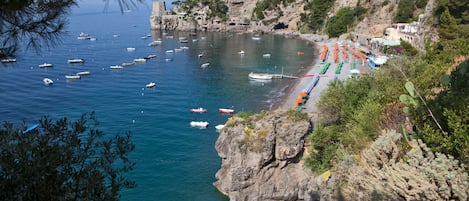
[0,5,315,201]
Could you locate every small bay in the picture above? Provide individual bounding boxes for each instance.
[0,5,315,201]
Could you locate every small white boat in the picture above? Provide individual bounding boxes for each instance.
[198,53,203,58]
[147,40,160,46]
[67,59,84,64]
[145,82,156,88]
[133,58,147,63]
[252,36,261,40]
[122,62,135,66]
[175,48,183,52]
[190,107,207,113]
[179,39,189,43]
[166,35,174,39]
[77,32,91,40]
[190,121,209,128]
[43,78,54,86]
[201,63,210,68]
[126,47,136,52]
[248,72,273,80]
[165,58,173,62]
[110,65,123,69]
[262,53,271,58]
[219,108,235,114]
[76,71,90,76]
[215,124,225,130]
[180,46,189,50]
[238,50,245,55]
[38,63,53,68]
[1,58,16,63]
[192,39,198,42]
[65,75,81,79]
[113,34,120,38]
[165,50,174,54]
[146,54,157,59]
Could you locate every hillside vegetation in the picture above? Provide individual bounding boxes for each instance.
[305,0,469,176]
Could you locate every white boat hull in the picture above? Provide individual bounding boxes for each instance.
[190,121,209,128]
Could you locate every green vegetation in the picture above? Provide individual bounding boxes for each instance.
[304,0,469,173]
[253,0,295,20]
[395,0,428,22]
[0,113,135,200]
[181,0,228,21]
[301,0,336,32]
[326,6,367,37]
[287,109,309,122]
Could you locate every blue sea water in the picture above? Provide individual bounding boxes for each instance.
[0,4,315,201]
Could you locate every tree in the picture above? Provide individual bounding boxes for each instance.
[0,113,135,201]
[0,0,144,58]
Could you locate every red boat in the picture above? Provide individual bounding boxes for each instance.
[219,108,234,114]
[190,107,207,113]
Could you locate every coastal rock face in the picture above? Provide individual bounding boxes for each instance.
[214,110,318,201]
[322,130,469,200]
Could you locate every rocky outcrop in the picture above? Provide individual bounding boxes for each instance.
[322,130,469,200]
[214,110,319,201]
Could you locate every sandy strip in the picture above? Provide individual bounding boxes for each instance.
[275,34,358,114]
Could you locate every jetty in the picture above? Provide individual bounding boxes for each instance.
[249,72,299,80]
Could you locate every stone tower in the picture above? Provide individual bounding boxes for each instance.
[150,1,166,29]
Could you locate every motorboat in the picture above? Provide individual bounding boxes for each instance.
[198,53,203,58]
[215,124,225,130]
[1,58,16,63]
[76,71,90,76]
[165,50,174,54]
[165,58,173,62]
[262,53,271,58]
[122,62,135,66]
[180,46,189,50]
[248,72,273,80]
[110,65,123,69]
[134,58,147,63]
[77,32,91,40]
[252,36,261,40]
[65,75,81,79]
[145,82,156,88]
[39,63,53,68]
[146,54,157,59]
[148,40,161,46]
[190,107,207,113]
[43,78,54,86]
[201,63,210,68]
[175,48,182,52]
[126,47,136,52]
[190,121,209,128]
[67,58,84,64]
[219,108,235,114]
[238,50,245,55]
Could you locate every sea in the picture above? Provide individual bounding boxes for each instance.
[0,3,315,201]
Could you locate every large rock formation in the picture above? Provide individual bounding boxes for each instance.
[214,110,319,201]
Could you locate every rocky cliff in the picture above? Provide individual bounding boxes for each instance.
[214,110,319,201]
[214,110,469,200]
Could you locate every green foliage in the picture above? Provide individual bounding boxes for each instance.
[302,0,336,32]
[237,111,253,120]
[400,39,420,56]
[395,0,427,22]
[305,119,340,174]
[287,109,309,122]
[436,0,469,24]
[326,6,367,37]
[0,113,135,200]
[252,0,294,21]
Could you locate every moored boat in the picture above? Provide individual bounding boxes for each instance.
[1,58,16,63]
[145,82,156,88]
[76,71,90,76]
[215,124,225,130]
[219,108,235,114]
[126,47,136,52]
[165,50,174,54]
[39,63,53,68]
[65,75,81,79]
[67,58,84,64]
[248,72,273,80]
[110,65,123,69]
[201,63,210,68]
[190,107,207,113]
[43,78,54,86]
[134,58,147,63]
[190,121,209,128]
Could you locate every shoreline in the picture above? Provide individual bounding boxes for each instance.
[271,32,349,113]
